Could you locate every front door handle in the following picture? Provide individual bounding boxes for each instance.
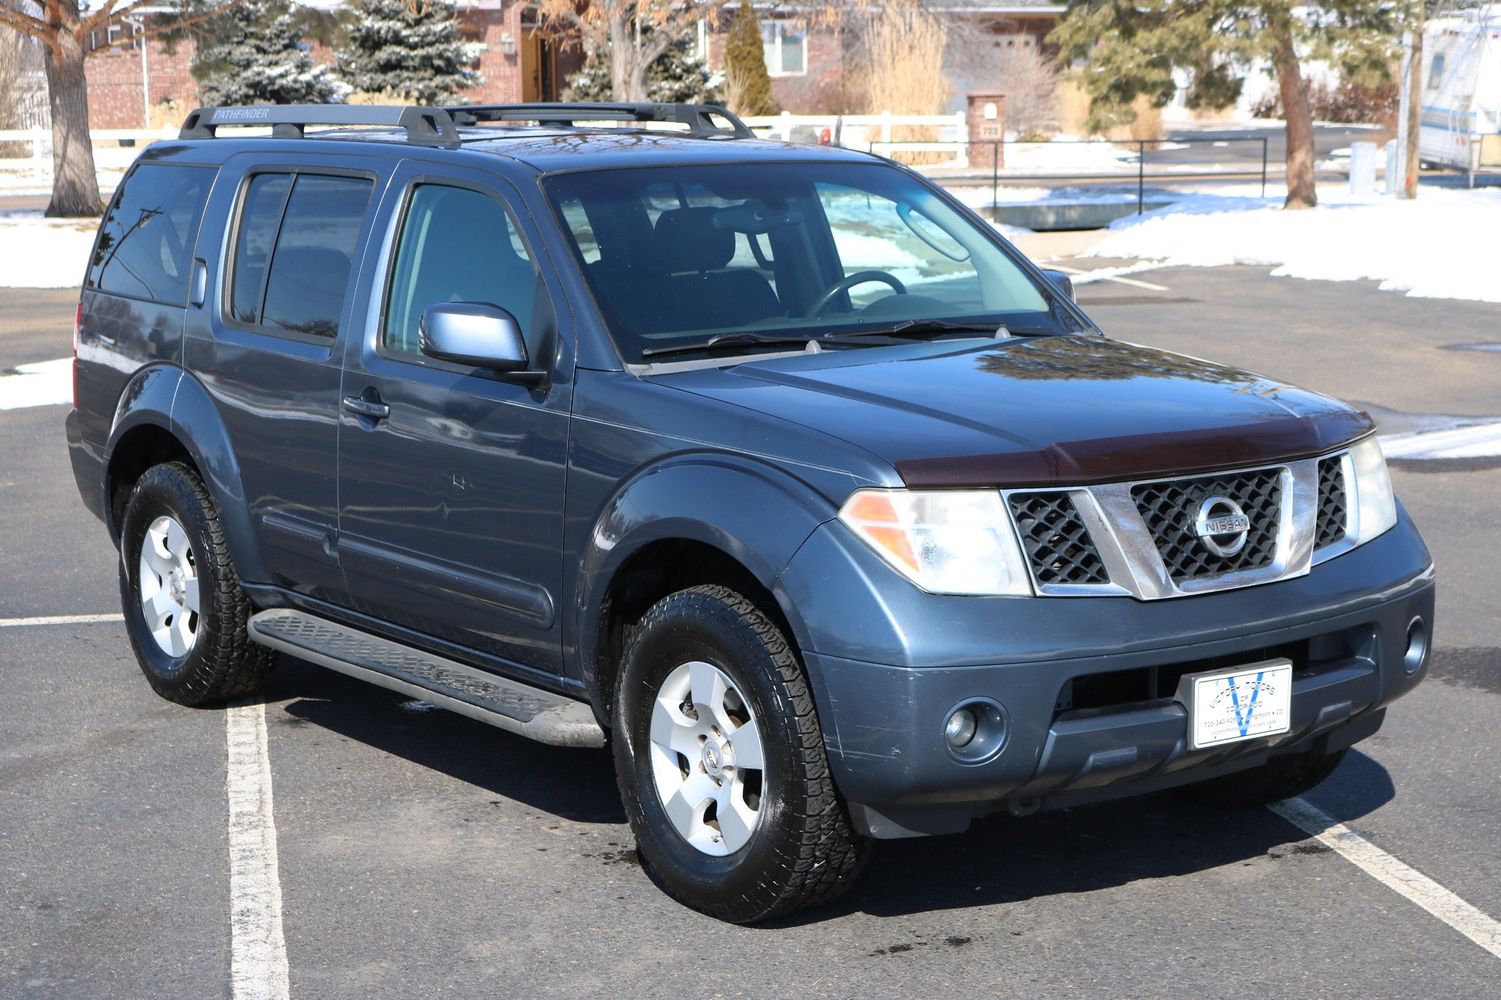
[342,393,390,421]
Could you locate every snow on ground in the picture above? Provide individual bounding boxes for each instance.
[1087,185,1501,303]
[0,358,72,410]
[0,212,95,288]
[0,144,137,198]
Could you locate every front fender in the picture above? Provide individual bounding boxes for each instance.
[575,452,849,711]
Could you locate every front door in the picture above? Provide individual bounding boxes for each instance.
[335,167,572,681]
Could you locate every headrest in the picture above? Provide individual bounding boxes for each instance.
[653,207,735,273]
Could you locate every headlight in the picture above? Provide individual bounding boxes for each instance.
[1348,435,1397,544]
[837,489,1032,596]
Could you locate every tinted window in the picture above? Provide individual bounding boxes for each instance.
[88,163,214,305]
[384,184,538,355]
[230,173,291,324]
[545,162,1054,363]
[229,173,372,337]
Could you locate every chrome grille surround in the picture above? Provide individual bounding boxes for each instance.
[1003,456,1329,600]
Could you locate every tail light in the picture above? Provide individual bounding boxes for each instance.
[72,302,82,410]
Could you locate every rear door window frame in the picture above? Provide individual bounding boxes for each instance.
[220,164,378,346]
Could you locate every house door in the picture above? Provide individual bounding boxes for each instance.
[521,30,555,101]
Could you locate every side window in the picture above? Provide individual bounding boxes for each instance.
[229,172,373,337]
[383,184,538,356]
[88,163,215,305]
[230,173,291,324]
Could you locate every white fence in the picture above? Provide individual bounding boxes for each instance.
[740,112,971,166]
[0,115,973,194]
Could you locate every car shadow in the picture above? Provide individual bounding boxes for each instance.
[262,653,626,826]
[259,653,1398,920]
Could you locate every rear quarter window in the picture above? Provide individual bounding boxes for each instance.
[87,162,215,305]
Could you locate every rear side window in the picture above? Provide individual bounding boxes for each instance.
[87,163,214,305]
[383,184,538,355]
[229,172,373,337]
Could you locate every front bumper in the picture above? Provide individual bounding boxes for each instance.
[784,509,1434,838]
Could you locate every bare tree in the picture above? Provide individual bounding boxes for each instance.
[945,27,1060,136]
[537,0,716,102]
[0,0,241,217]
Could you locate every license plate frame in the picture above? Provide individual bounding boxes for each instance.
[1180,658,1294,751]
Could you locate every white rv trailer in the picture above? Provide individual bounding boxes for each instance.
[1420,3,1501,180]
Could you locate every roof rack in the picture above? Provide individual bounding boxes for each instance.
[178,105,460,146]
[446,102,755,139]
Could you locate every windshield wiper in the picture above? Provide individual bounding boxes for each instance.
[639,332,820,360]
[827,319,1055,342]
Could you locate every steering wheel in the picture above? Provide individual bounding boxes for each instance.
[804,270,908,318]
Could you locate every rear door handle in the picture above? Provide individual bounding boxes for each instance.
[342,394,390,420]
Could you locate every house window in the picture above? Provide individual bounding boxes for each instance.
[761,20,806,77]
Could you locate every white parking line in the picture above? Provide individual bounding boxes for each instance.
[227,702,291,1000]
[1044,261,1171,292]
[0,612,123,628]
[1270,797,1501,960]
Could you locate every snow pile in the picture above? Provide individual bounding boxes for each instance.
[0,358,72,410]
[0,212,95,288]
[1088,186,1501,303]
[1000,139,1137,176]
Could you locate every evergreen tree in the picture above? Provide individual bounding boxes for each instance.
[194,0,342,105]
[724,0,777,116]
[563,34,719,104]
[339,0,481,105]
[1051,1,1404,209]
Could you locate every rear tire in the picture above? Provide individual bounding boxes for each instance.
[613,585,865,923]
[118,462,273,706]
[1180,748,1348,807]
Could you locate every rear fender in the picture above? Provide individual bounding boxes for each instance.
[103,366,267,583]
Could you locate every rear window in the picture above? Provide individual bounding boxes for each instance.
[229,172,373,337]
[87,162,215,305]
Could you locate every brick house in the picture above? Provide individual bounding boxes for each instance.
[82,0,579,129]
[701,1,1065,114]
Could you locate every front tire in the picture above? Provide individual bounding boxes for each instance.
[613,585,865,923]
[118,462,273,706]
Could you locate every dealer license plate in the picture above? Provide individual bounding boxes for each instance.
[1185,659,1293,750]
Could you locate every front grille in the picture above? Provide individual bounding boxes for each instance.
[1131,469,1283,583]
[1314,455,1349,549]
[1007,491,1110,586]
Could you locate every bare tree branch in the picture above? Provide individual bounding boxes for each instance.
[0,2,53,42]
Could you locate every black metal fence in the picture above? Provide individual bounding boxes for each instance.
[869,136,1272,216]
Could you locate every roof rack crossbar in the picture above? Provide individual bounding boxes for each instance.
[445,102,754,139]
[178,105,460,146]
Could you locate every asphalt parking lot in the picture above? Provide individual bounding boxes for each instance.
[2,266,1498,999]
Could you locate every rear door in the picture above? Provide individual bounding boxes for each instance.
[334,162,573,680]
[184,153,385,600]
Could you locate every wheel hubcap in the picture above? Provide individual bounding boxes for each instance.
[648,660,766,857]
[137,514,200,657]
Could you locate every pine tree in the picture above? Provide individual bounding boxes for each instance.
[339,0,481,105]
[563,34,719,104]
[194,0,343,105]
[724,0,777,116]
[1051,1,1404,209]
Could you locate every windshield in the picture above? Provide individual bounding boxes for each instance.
[543,162,1069,363]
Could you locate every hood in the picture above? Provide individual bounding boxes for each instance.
[656,336,1374,488]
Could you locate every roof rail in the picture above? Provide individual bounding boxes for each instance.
[446,102,755,139]
[178,105,460,146]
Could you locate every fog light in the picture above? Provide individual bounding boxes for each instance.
[945,708,978,748]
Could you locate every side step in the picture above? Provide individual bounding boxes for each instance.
[246,609,606,748]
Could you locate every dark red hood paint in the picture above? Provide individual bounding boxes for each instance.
[660,335,1376,488]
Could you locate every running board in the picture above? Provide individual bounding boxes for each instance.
[246,609,605,748]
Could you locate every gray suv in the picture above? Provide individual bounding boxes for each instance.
[66,103,1435,923]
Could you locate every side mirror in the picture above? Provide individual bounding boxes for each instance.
[419,302,545,385]
[1040,268,1075,300]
